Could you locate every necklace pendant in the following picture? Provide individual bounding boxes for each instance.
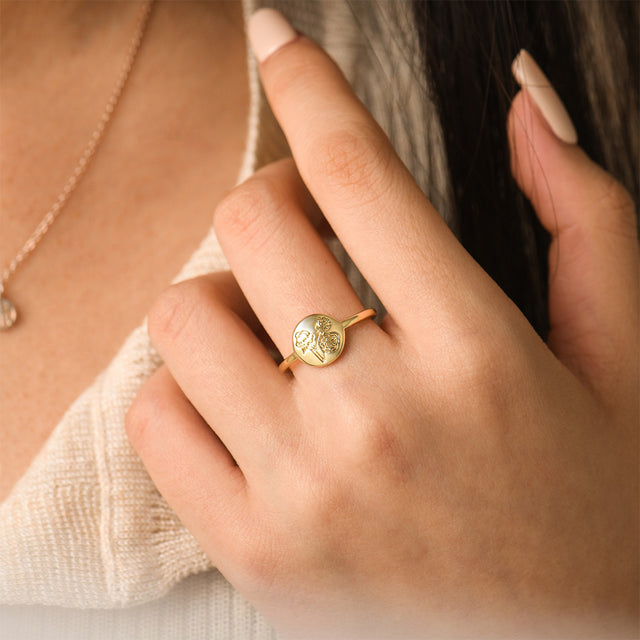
[0,297,17,330]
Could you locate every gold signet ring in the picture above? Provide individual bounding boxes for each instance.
[278,309,376,373]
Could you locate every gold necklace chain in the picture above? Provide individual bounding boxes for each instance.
[0,0,154,330]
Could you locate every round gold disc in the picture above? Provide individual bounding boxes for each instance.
[292,314,345,367]
[0,297,17,330]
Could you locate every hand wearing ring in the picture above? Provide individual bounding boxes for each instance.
[127,9,639,640]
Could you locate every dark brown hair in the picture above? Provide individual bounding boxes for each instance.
[413,0,639,336]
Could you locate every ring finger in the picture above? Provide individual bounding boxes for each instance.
[212,157,389,383]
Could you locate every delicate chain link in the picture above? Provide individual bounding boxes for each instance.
[0,0,154,298]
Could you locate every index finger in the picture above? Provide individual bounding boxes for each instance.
[248,9,499,334]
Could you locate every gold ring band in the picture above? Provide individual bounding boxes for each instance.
[279,308,376,373]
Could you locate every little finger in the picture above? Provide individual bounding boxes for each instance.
[126,366,249,566]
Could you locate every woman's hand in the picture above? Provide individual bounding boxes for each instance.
[126,10,639,639]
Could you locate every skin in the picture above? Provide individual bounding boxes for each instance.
[0,0,248,502]
[126,30,639,639]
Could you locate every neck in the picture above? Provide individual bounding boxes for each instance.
[0,0,247,251]
[0,1,143,68]
[0,0,151,243]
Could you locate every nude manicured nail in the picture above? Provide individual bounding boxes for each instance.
[248,8,297,63]
[511,49,578,144]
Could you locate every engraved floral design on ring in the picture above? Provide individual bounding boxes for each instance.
[294,315,342,364]
[279,308,376,373]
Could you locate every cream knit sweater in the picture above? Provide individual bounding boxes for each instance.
[0,1,451,637]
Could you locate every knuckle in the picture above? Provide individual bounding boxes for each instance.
[441,326,533,433]
[445,329,509,399]
[593,175,638,238]
[310,122,395,204]
[462,338,502,383]
[125,384,161,451]
[359,418,414,483]
[235,525,282,587]
[291,477,353,560]
[147,278,211,346]
[329,384,414,481]
[213,176,288,253]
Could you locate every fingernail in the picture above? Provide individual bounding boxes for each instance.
[248,8,297,63]
[511,49,578,144]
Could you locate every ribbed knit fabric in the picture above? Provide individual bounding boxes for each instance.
[0,1,452,637]
[2,571,277,640]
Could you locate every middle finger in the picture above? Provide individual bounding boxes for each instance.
[249,13,502,336]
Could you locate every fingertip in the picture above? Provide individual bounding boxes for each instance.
[248,8,298,63]
[511,49,578,145]
[508,87,563,158]
[507,88,583,217]
[508,87,631,235]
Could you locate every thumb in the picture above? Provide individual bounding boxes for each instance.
[508,50,639,405]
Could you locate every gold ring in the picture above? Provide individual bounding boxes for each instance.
[279,308,376,373]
